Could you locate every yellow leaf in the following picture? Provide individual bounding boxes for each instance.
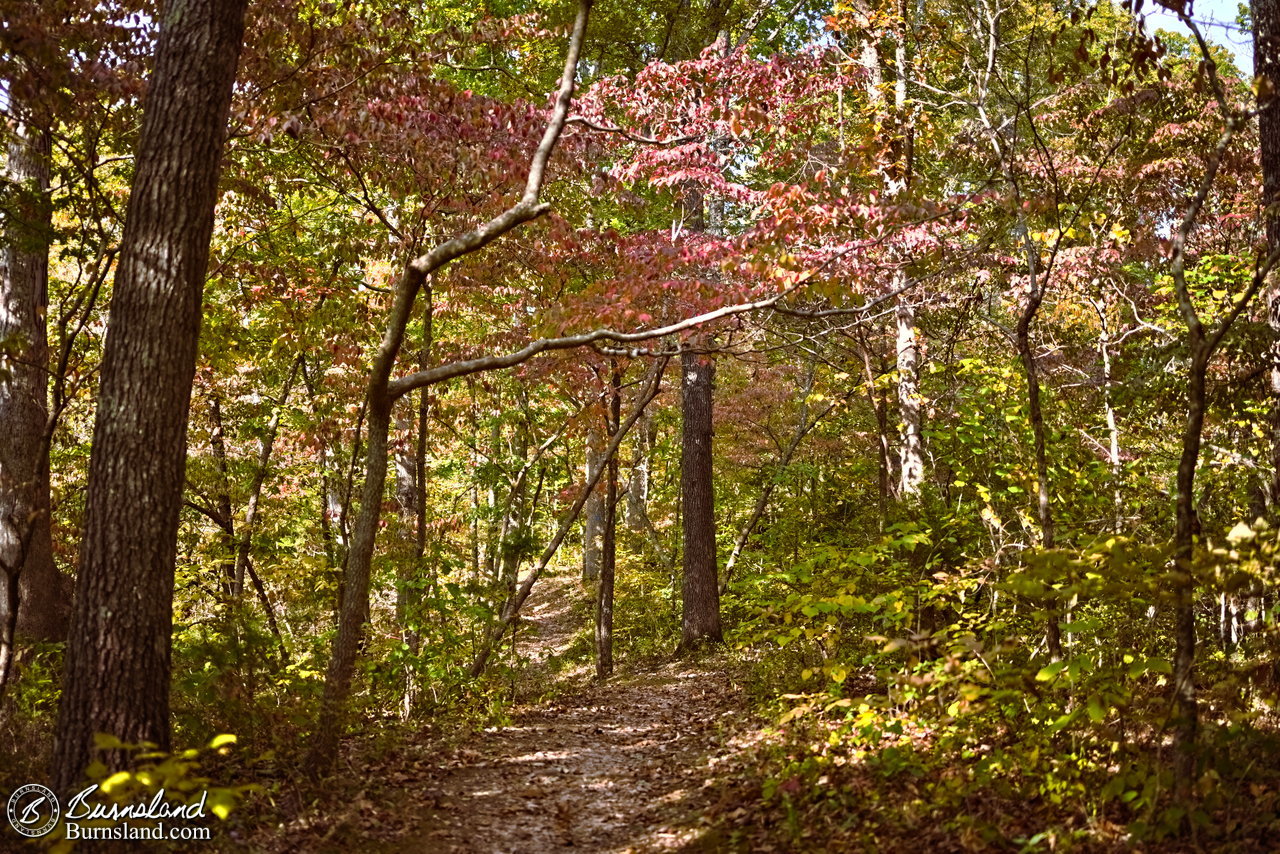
[207,790,237,821]
[101,771,133,795]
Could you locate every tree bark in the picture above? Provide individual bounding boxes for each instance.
[1172,353,1207,786]
[52,0,248,790]
[397,289,432,716]
[874,2,924,500]
[0,92,66,671]
[895,296,924,497]
[679,351,722,649]
[626,407,653,531]
[596,364,621,679]
[582,419,605,580]
[1256,0,1280,509]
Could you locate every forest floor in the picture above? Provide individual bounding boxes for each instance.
[250,574,770,854]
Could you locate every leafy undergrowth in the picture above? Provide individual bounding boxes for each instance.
[679,520,1280,852]
[694,687,1280,852]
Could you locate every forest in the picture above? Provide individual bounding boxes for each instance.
[4,0,1280,850]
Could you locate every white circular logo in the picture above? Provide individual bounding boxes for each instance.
[7,784,59,838]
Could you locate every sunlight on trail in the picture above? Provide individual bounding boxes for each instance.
[402,576,761,853]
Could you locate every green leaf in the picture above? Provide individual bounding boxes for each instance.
[1036,660,1068,681]
[1087,695,1106,723]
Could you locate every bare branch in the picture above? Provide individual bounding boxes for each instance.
[565,116,697,147]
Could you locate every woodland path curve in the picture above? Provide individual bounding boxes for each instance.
[402,575,756,853]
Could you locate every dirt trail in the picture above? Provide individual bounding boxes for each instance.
[404,575,755,853]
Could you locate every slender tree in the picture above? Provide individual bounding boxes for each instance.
[595,362,622,678]
[306,0,596,776]
[1163,9,1269,792]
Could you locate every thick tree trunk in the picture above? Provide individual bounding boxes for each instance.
[0,102,66,667]
[52,0,248,790]
[1257,0,1280,509]
[679,351,722,649]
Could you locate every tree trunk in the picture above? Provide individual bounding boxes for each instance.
[52,0,248,790]
[0,97,66,670]
[1013,225,1061,660]
[1172,353,1208,786]
[398,289,432,716]
[582,419,605,581]
[1256,0,1280,509]
[626,407,652,531]
[309,391,390,774]
[596,364,621,679]
[896,296,924,497]
[1092,298,1124,532]
[886,5,924,499]
[679,351,722,649]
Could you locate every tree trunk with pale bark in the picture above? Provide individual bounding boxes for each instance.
[0,101,67,686]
